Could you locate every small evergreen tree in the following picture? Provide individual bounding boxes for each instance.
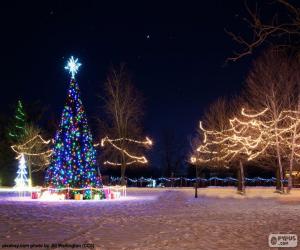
[8,100,27,143]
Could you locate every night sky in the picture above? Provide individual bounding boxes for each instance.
[0,1,254,167]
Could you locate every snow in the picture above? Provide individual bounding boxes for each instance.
[1,187,300,250]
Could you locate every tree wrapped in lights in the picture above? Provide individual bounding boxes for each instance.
[11,126,52,186]
[9,100,27,143]
[192,98,270,194]
[190,98,239,190]
[99,65,151,185]
[268,109,300,192]
[244,50,300,193]
[45,57,101,189]
[191,98,236,168]
[192,51,300,193]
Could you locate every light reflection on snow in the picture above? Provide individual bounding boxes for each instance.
[0,193,157,203]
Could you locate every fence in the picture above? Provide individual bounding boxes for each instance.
[108,176,280,187]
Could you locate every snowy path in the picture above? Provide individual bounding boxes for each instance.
[1,187,300,250]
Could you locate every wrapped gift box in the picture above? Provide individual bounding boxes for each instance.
[31,192,40,199]
[103,189,111,199]
[93,194,100,200]
[112,191,121,199]
[74,194,83,200]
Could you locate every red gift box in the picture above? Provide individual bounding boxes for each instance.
[31,192,39,199]
[104,189,111,199]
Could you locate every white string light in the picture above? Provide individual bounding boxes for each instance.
[101,136,152,166]
[192,107,300,165]
[11,135,53,165]
[14,154,29,191]
[193,108,271,164]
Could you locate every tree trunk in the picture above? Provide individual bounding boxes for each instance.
[287,172,293,193]
[288,149,294,193]
[26,156,32,187]
[120,153,126,186]
[275,126,284,193]
[195,166,198,198]
[287,94,300,193]
[120,146,127,186]
[287,122,297,193]
[120,165,126,186]
[276,167,281,191]
[276,152,284,193]
[237,167,242,191]
[171,172,174,187]
[237,160,245,194]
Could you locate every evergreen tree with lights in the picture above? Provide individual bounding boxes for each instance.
[9,100,27,143]
[14,154,28,189]
[45,57,101,189]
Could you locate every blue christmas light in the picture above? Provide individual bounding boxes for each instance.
[45,57,101,189]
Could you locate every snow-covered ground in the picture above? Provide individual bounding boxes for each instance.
[1,187,300,250]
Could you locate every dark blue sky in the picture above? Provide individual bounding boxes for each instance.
[0,1,254,167]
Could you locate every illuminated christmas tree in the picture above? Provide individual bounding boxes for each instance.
[14,154,28,189]
[45,57,101,189]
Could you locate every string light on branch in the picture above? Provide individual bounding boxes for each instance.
[101,136,152,166]
[192,108,272,164]
[101,136,152,147]
[11,135,53,162]
[192,105,300,167]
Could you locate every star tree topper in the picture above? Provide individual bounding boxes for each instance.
[64,56,81,79]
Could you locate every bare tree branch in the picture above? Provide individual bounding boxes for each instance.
[227,0,300,62]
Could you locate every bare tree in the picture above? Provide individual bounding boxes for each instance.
[99,64,150,185]
[244,49,298,192]
[11,123,51,186]
[227,0,300,62]
[227,1,300,191]
[192,94,288,194]
[192,97,252,193]
[197,97,238,167]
